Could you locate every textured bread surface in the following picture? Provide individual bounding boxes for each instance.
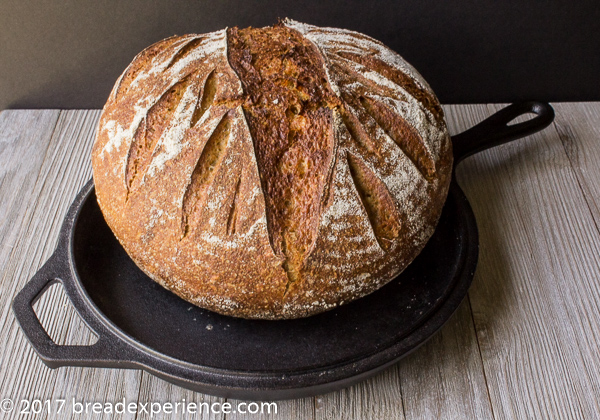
[92,19,453,319]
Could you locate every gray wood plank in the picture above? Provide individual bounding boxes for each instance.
[0,109,60,418]
[397,300,494,420]
[0,109,59,276]
[552,101,600,401]
[554,102,600,236]
[0,110,140,420]
[224,397,307,420]
[315,366,405,420]
[135,375,225,420]
[454,103,600,419]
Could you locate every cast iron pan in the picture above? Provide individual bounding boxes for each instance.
[13,102,554,401]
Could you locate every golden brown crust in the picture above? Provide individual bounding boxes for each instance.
[92,21,453,319]
[226,25,342,294]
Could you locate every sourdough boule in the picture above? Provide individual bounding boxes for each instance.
[92,19,453,319]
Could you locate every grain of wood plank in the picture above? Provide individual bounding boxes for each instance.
[315,366,405,420]
[553,102,600,235]
[0,110,59,278]
[225,397,312,420]
[454,103,600,419]
[0,110,140,420]
[397,300,494,420]
[135,374,226,420]
[0,109,59,418]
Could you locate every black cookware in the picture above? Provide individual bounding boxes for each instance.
[13,102,554,400]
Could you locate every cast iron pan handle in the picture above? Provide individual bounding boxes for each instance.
[12,252,136,369]
[452,101,555,164]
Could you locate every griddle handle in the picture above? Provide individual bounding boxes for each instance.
[451,101,555,164]
[12,253,136,369]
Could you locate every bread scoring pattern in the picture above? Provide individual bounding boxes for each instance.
[92,20,452,319]
[181,111,233,238]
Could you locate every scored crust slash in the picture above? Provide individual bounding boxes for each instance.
[92,19,453,319]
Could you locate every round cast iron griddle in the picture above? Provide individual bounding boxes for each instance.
[13,102,554,400]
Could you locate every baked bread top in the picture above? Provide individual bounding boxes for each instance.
[92,19,453,319]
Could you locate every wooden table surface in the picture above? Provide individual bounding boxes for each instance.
[1,103,599,419]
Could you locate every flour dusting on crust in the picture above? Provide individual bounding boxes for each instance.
[91,21,452,320]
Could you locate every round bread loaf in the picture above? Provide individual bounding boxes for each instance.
[92,19,453,319]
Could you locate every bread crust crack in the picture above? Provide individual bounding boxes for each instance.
[181,110,233,238]
[226,24,341,289]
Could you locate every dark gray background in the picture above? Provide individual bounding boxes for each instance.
[1,0,599,110]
